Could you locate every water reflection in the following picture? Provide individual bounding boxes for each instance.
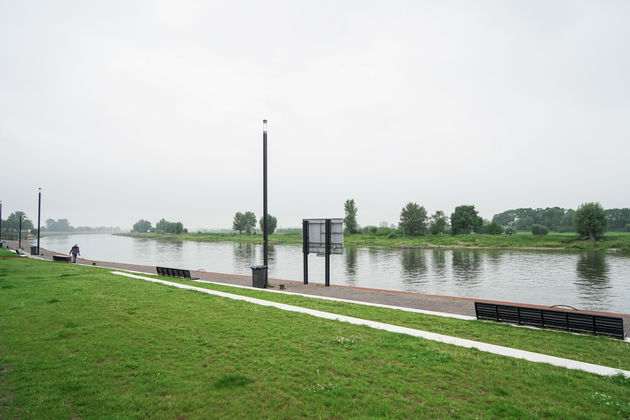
[485,249,503,267]
[233,242,255,267]
[345,247,358,283]
[267,244,276,264]
[575,251,611,310]
[431,249,447,279]
[452,249,482,284]
[401,249,427,280]
[576,251,609,283]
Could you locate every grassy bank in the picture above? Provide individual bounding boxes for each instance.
[1,254,629,418]
[118,231,630,253]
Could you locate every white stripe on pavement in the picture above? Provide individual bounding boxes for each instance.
[111,271,630,378]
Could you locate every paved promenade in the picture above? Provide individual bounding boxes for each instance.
[3,239,628,335]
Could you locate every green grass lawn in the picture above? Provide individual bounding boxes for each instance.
[166,277,630,372]
[118,231,630,253]
[1,255,629,418]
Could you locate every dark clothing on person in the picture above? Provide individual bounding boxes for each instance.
[69,245,80,263]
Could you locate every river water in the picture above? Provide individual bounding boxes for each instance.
[39,234,630,314]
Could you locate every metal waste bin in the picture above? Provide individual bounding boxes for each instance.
[31,245,38,255]
[250,265,268,288]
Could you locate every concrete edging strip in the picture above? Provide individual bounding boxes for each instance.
[191,279,476,321]
[111,271,630,378]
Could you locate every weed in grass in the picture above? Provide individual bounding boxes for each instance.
[333,335,363,347]
[46,298,60,304]
[212,374,254,389]
[492,387,510,396]
[1,285,13,289]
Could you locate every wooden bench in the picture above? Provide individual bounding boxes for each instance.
[53,255,71,262]
[475,302,625,340]
[156,266,199,280]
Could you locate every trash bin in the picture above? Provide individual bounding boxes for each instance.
[31,245,38,255]
[250,265,268,288]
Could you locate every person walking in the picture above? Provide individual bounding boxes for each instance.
[69,243,80,263]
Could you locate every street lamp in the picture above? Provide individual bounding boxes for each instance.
[262,119,268,286]
[18,214,23,248]
[37,188,42,254]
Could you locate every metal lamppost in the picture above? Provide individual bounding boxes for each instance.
[18,214,23,248]
[37,188,42,254]
[262,119,268,286]
[0,200,3,241]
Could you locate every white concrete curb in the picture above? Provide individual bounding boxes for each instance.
[112,271,630,378]
[191,279,476,321]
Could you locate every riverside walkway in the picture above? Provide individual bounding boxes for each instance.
[4,239,629,335]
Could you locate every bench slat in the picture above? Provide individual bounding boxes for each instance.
[474,302,625,339]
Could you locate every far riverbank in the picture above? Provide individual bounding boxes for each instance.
[117,231,630,253]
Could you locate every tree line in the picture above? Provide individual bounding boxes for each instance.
[344,199,623,242]
[131,218,187,234]
[0,213,119,239]
[232,212,277,235]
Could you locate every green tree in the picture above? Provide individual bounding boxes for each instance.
[259,214,278,235]
[2,212,33,239]
[155,218,185,234]
[450,205,483,234]
[234,211,257,234]
[429,210,448,235]
[604,208,630,231]
[243,211,256,234]
[515,216,534,231]
[574,202,607,242]
[344,199,359,234]
[531,224,549,236]
[399,202,428,236]
[486,221,504,235]
[233,212,246,234]
[558,210,576,233]
[132,219,152,233]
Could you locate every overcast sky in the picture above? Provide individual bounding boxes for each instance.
[1,1,629,230]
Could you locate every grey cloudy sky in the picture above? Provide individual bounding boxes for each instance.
[1,1,629,230]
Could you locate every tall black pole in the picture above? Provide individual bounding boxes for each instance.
[18,214,23,248]
[37,188,41,254]
[262,120,268,286]
[325,218,331,287]
[0,201,3,241]
[302,220,309,285]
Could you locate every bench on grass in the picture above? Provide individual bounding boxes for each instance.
[156,266,199,280]
[474,301,625,340]
[53,254,71,262]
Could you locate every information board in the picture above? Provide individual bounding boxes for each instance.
[304,218,343,255]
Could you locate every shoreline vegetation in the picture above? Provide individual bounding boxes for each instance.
[116,231,630,253]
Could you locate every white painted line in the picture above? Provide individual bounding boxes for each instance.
[111,271,630,378]
[192,279,476,321]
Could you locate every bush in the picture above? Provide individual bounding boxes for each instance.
[531,224,549,236]
[505,227,515,235]
[375,227,394,236]
[626,224,630,232]
[486,221,504,235]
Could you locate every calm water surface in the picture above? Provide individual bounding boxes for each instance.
[40,234,630,314]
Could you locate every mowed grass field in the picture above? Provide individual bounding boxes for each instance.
[1,251,629,419]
